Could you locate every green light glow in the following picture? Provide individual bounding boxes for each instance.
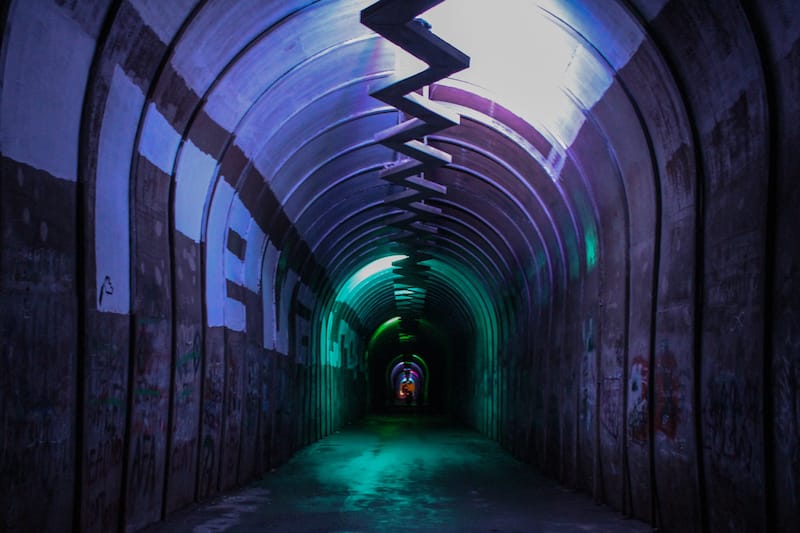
[368,316,401,348]
[324,256,405,369]
[585,225,598,271]
[574,190,599,273]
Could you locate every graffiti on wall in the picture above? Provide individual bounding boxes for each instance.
[219,345,243,489]
[176,332,201,383]
[87,339,126,430]
[86,490,115,532]
[84,334,127,531]
[198,347,223,499]
[198,435,216,497]
[705,373,757,472]
[628,356,648,443]
[580,318,596,434]
[170,328,203,440]
[245,349,260,433]
[87,436,123,487]
[98,275,114,306]
[130,433,157,496]
[579,362,590,429]
[170,437,196,476]
[170,327,201,486]
[126,316,169,515]
[238,346,262,479]
[655,350,680,439]
[601,373,622,440]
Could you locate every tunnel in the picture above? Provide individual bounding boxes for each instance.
[1,0,799,531]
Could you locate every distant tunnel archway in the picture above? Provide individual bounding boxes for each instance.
[366,315,452,412]
[387,355,429,406]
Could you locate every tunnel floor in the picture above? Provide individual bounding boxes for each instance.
[145,415,650,532]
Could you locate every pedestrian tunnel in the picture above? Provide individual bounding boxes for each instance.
[1,1,798,532]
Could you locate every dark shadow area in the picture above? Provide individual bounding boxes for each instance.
[366,316,454,414]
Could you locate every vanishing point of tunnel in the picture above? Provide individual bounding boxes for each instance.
[1,0,799,531]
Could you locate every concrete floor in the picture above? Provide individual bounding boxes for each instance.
[146,415,651,532]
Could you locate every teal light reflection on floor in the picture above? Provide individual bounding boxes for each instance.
[147,415,653,532]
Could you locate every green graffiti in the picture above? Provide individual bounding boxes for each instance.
[177,350,200,368]
[92,396,124,408]
[135,387,160,398]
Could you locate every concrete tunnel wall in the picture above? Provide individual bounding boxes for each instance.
[0,0,798,531]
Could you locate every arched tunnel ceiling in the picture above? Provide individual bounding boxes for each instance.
[5,0,800,530]
[89,0,674,343]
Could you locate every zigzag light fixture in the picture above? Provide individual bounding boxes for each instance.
[361,0,470,338]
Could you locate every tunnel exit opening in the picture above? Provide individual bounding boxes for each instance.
[365,315,449,414]
[387,355,429,407]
